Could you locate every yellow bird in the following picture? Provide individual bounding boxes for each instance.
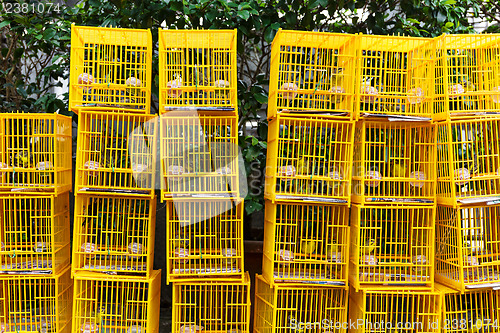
[296,157,309,175]
[300,240,316,255]
[361,239,377,255]
[14,151,31,168]
[173,233,189,248]
[391,161,406,178]
[463,240,475,256]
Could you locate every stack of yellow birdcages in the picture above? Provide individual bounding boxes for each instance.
[69,25,161,333]
[158,29,251,333]
[348,34,440,332]
[0,112,73,332]
[434,35,500,327]
[255,30,357,332]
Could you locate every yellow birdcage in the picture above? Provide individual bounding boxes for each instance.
[0,113,72,194]
[268,29,357,119]
[437,283,499,333]
[435,34,500,121]
[254,274,348,333]
[160,111,240,200]
[350,204,435,291]
[0,193,70,275]
[352,119,436,205]
[172,272,251,333]
[69,25,152,114]
[0,267,72,333]
[75,110,157,197]
[72,271,161,333]
[262,201,349,287]
[158,29,238,113]
[265,114,354,204]
[436,204,500,292]
[348,287,441,333]
[166,198,244,283]
[72,194,156,277]
[355,34,437,119]
[437,118,500,206]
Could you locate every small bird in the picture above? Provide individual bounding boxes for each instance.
[300,240,316,255]
[296,158,309,175]
[469,155,479,176]
[14,150,32,168]
[463,240,475,256]
[361,239,377,255]
[326,244,342,262]
[391,161,406,178]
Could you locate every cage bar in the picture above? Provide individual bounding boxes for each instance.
[69,25,152,113]
[72,271,161,333]
[75,110,157,197]
[352,119,436,204]
[350,204,435,290]
[254,274,348,333]
[262,201,349,287]
[268,29,357,119]
[0,113,72,194]
[72,194,156,277]
[265,114,354,204]
[158,29,238,113]
[166,198,244,283]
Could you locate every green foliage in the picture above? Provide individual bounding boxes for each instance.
[0,0,488,220]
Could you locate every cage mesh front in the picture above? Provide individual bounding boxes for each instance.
[350,205,434,288]
[173,277,250,333]
[73,195,155,276]
[435,35,500,120]
[0,268,72,333]
[437,119,500,205]
[0,194,70,275]
[70,26,151,112]
[352,121,436,204]
[436,205,500,290]
[269,31,356,118]
[76,111,156,195]
[442,288,498,333]
[263,202,349,285]
[73,274,160,333]
[356,36,436,118]
[166,199,243,281]
[161,113,239,198]
[359,292,441,333]
[254,275,348,333]
[266,115,353,203]
[0,114,72,194]
[159,30,237,111]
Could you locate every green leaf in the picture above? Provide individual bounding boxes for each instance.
[0,21,10,29]
[251,136,258,146]
[254,92,268,104]
[441,0,456,5]
[237,10,250,20]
